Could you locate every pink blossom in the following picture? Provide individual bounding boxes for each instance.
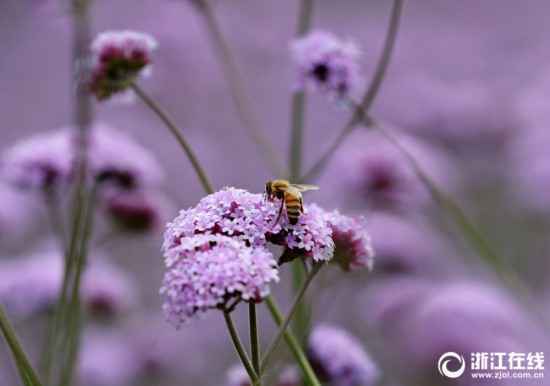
[90,30,158,100]
[291,30,363,101]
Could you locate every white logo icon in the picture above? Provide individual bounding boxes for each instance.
[438,352,466,378]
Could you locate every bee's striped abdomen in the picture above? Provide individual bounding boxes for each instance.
[285,191,302,224]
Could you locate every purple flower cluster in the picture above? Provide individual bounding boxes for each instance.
[325,130,455,211]
[308,324,379,386]
[161,187,375,326]
[1,124,164,193]
[321,207,374,271]
[291,30,362,101]
[90,30,158,100]
[0,249,136,319]
[163,187,335,263]
[1,128,74,190]
[161,234,278,327]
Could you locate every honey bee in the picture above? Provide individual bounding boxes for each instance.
[265,179,319,225]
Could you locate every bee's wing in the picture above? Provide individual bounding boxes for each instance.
[290,184,320,192]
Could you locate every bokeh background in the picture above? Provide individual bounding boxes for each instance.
[1,0,550,385]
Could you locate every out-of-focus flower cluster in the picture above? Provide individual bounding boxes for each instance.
[1,123,166,233]
[90,30,157,101]
[308,324,379,386]
[291,30,363,102]
[0,248,136,320]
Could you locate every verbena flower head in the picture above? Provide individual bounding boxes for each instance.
[321,207,374,271]
[308,325,379,386]
[90,30,158,100]
[327,130,454,211]
[163,187,334,263]
[89,123,164,190]
[160,234,279,327]
[1,128,73,190]
[103,190,162,232]
[0,248,136,319]
[2,124,164,193]
[291,30,362,101]
[278,203,335,263]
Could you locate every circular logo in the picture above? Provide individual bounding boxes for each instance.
[438,352,466,378]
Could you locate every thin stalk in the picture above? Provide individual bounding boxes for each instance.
[289,0,315,181]
[0,305,43,386]
[58,186,97,386]
[131,82,214,194]
[192,0,284,176]
[43,189,67,254]
[261,264,321,373]
[43,0,93,382]
[264,296,321,386]
[366,118,518,276]
[249,304,261,377]
[223,311,259,385]
[299,0,404,183]
[288,0,316,352]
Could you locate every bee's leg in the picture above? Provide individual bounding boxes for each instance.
[299,196,304,213]
[273,199,285,227]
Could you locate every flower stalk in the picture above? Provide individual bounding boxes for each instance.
[299,0,404,183]
[249,303,261,377]
[223,311,260,385]
[264,296,321,386]
[0,305,43,386]
[191,0,284,176]
[130,82,214,194]
[261,263,322,373]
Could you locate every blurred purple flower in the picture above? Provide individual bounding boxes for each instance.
[90,30,157,101]
[163,187,334,263]
[1,128,73,191]
[160,234,279,327]
[0,183,33,244]
[363,278,546,384]
[78,328,139,386]
[0,248,137,319]
[322,130,455,211]
[291,30,363,102]
[89,123,164,190]
[308,324,379,386]
[225,364,300,386]
[322,207,374,271]
[1,124,164,193]
[102,189,163,232]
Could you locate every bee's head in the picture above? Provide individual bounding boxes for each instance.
[265,181,273,198]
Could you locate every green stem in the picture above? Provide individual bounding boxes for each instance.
[264,296,321,386]
[0,305,43,386]
[261,264,321,373]
[249,303,261,378]
[131,83,214,194]
[223,311,259,385]
[289,0,315,181]
[299,0,404,183]
[43,189,67,254]
[192,0,284,176]
[58,186,97,386]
